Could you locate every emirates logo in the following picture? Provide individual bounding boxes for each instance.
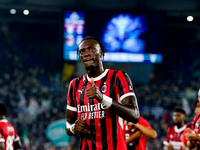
[101,85,107,93]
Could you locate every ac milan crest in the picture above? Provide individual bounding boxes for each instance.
[101,85,107,93]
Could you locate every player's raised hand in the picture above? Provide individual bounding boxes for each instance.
[91,77,95,86]
[86,78,103,101]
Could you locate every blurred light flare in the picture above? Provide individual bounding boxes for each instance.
[187,16,193,22]
[10,9,16,14]
[23,9,29,15]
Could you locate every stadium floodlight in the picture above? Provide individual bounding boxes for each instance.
[10,9,16,14]
[23,9,29,15]
[187,16,193,22]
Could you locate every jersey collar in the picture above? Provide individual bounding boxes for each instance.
[0,119,8,122]
[174,124,186,133]
[87,69,108,82]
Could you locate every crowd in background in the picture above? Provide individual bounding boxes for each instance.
[0,23,200,150]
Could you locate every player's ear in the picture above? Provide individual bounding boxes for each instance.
[100,50,103,58]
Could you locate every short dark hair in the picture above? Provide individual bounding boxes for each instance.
[0,103,7,115]
[77,36,105,57]
[173,107,186,115]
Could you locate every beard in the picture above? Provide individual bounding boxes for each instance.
[85,63,100,75]
[174,122,182,127]
[85,65,96,75]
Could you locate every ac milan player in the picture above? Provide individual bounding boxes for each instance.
[182,100,200,149]
[0,103,22,150]
[124,117,157,150]
[65,36,140,150]
[163,107,186,150]
[185,89,200,149]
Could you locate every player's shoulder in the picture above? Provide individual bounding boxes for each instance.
[138,117,150,126]
[105,69,127,81]
[167,125,176,131]
[111,69,128,77]
[0,119,14,128]
[186,122,193,128]
[70,75,85,84]
[138,116,146,122]
[0,119,8,124]
[193,114,200,121]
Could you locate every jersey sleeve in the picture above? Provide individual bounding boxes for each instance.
[182,122,193,145]
[163,127,171,146]
[14,129,20,142]
[115,71,135,103]
[0,127,5,142]
[181,128,187,145]
[67,79,77,111]
[138,117,151,127]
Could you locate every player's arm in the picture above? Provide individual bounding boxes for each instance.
[13,131,22,150]
[0,142,4,150]
[134,123,157,139]
[163,127,173,150]
[66,79,90,136]
[66,109,90,136]
[125,130,142,145]
[187,141,196,150]
[111,95,139,123]
[87,78,139,123]
[14,140,22,150]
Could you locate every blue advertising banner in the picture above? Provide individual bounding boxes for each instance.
[45,119,71,147]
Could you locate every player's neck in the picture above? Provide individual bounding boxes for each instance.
[87,63,104,78]
[177,122,184,129]
[0,115,6,120]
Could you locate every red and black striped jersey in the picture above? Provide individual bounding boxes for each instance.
[0,119,20,150]
[163,124,186,150]
[124,117,150,150]
[191,114,200,149]
[67,69,136,150]
[181,122,193,146]
[192,114,200,130]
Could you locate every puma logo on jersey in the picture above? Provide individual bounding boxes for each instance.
[78,90,83,94]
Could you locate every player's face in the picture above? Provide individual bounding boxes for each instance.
[195,102,200,114]
[78,39,103,69]
[172,112,185,125]
[195,107,200,115]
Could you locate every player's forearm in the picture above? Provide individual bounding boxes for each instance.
[14,140,22,149]
[126,131,142,144]
[188,134,200,141]
[134,124,157,139]
[66,110,79,136]
[109,100,140,123]
[66,122,77,136]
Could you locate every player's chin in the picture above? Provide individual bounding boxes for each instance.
[84,60,94,67]
[173,122,181,126]
[85,64,95,70]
